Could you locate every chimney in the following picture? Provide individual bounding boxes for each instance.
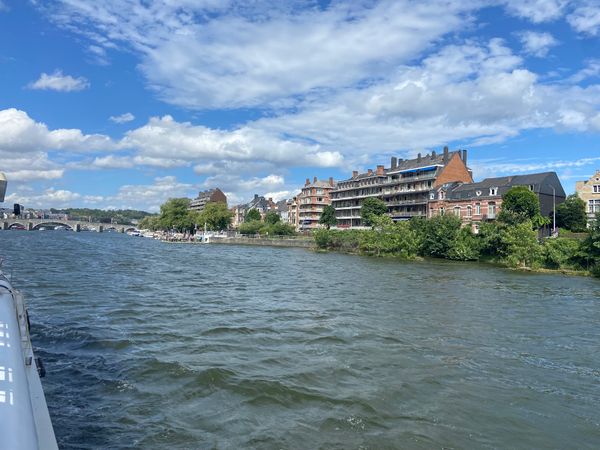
[432,150,437,159]
[367,168,373,176]
[352,170,358,178]
[376,165,385,176]
[443,146,449,163]
[313,176,318,183]
[462,149,468,166]
[268,197,273,203]
[417,153,421,163]
[391,156,398,169]
[254,194,259,200]
[329,177,334,186]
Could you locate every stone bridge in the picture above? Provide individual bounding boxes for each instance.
[1,218,139,233]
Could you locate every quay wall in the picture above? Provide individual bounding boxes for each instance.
[209,236,316,249]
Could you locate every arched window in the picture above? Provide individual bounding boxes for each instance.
[466,205,472,217]
[454,206,461,217]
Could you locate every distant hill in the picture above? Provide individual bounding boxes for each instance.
[50,208,154,225]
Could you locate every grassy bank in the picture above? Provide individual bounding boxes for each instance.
[314,215,600,278]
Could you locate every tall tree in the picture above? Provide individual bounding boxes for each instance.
[361,197,388,227]
[245,208,261,222]
[556,194,587,232]
[158,198,196,232]
[197,202,233,231]
[264,211,281,225]
[319,205,337,229]
[498,186,544,226]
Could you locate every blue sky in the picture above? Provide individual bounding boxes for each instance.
[1,0,599,211]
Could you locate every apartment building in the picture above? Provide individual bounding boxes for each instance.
[189,188,227,212]
[297,176,336,230]
[331,147,472,227]
[429,172,566,231]
[575,170,600,225]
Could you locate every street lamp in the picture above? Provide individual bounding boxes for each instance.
[551,186,556,235]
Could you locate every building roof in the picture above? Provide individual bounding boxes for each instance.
[447,172,565,200]
[387,150,462,174]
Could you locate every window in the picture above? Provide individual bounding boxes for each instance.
[476,190,482,197]
[475,203,481,215]
[529,184,535,191]
[430,192,435,200]
[466,206,472,217]
[590,200,600,213]
[594,185,600,193]
[439,191,446,200]
[454,206,461,217]
[440,207,445,216]
[488,202,496,218]
[490,187,498,196]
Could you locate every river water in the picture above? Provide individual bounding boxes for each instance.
[0,231,599,449]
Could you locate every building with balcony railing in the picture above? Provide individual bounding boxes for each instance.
[189,188,227,212]
[331,146,473,227]
[429,172,566,232]
[295,176,336,230]
[575,170,600,226]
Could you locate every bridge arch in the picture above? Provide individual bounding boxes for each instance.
[32,221,73,230]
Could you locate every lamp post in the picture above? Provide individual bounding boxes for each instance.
[551,186,556,235]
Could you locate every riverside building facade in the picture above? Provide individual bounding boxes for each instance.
[331,147,472,227]
[429,172,566,232]
[575,170,600,225]
[189,188,227,212]
[297,177,336,230]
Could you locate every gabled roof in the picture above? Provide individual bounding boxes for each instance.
[447,172,565,200]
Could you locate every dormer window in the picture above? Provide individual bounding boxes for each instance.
[528,184,535,191]
[439,191,446,200]
[489,187,498,196]
[476,190,482,197]
[430,192,435,200]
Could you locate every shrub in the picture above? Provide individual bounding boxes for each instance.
[541,238,581,270]
[239,220,262,235]
[499,220,542,268]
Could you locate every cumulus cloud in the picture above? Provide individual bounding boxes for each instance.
[519,31,558,57]
[504,0,569,23]
[6,188,103,209]
[567,3,600,36]
[28,70,90,92]
[109,112,135,123]
[121,115,343,168]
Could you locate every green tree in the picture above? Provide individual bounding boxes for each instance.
[264,211,281,225]
[245,208,261,222]
[239,220,262,235]
[138,215,160,231]
[420,214,462,258]
[499,220,542,268]
[361,198,388,227]
[158,198,196,232]
[498,186,542,225]
[556,194,587,232]
[579,212,600,276]
[319,205,337,229]
[197,202,232,231]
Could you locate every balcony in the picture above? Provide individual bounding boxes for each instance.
[386,199,428,207]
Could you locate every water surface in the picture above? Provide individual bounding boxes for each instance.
[1,231,599,449]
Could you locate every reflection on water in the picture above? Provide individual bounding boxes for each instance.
[1,231,599,449]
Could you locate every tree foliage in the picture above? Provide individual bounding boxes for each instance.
[197,202,232,231]
[158,198,196,232]
[361,198,388,226]
[245,208,261,222]
[264,211,281,225]
[319,205,337,229]
[556,194,587,232]
[498,186,543,226]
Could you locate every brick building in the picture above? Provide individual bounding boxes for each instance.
[575,170,600,226]
[429,172,566,232]
[296,176,336,230]
[331,147,472,227]
[189,188,227,212]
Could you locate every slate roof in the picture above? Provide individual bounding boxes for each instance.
[447,172,565,200]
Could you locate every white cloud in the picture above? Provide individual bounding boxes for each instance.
[504,0,569,23]
[42,0,473,109]
[121,115,343,168]
[109,112,135,123]
[28,70,90,92]
[519,31,558,57]
[0,1,8,12]
[567,4,600,36]
[6,188,102,209]
[110,176,196,212]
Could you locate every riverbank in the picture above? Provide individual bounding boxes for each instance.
[210,235,316,248]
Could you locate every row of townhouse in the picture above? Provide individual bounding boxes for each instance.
[329,146,568,230]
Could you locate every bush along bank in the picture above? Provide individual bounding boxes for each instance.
[313,214,600,277]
